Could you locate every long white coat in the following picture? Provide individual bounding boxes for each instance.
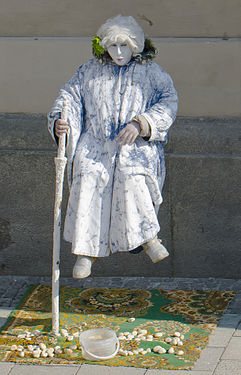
[48,58,178,257]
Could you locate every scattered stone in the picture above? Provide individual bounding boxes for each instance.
[39,343,46,351]
[174,332,181,337]
[128,317,135,322]
[154,332,163,338]
[177,350,184,356]
[177,341,183,346]
[157,347,167,354]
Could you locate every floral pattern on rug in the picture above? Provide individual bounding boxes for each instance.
[0,285,236,370]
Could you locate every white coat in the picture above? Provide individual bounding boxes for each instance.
[48,58,178,257]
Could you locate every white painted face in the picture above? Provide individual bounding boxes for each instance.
[107,42,132,66]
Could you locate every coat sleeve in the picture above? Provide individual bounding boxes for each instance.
[47,67,84,146]
[138,63,178,143]
[47,67,84,185]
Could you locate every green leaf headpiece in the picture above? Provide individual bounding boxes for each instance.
[91,35,104,56]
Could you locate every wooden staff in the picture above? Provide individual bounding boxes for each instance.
[52,102,68,336]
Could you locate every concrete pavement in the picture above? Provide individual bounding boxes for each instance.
[1,276,241,375]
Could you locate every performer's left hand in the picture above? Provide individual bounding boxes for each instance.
[115,122,140,145]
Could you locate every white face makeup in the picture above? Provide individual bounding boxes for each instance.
[107,42,132,66]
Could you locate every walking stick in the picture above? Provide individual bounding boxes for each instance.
[52,102,68,336]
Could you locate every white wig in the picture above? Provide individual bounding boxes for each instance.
[97,15,145,55]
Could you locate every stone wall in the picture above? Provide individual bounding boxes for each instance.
[0,0,240,116]
[0,1,241,278]
[0,114,241,278]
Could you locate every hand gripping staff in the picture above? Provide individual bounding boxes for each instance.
[52,102,68,335]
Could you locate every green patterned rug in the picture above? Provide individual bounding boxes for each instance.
[0,285,236,370]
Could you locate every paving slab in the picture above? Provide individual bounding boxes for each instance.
[213,360,241,375]
[208,326,235,347]
[0,308,12,318]
[192,347,224,372]
[221,336,241,360]
[10,364,80,375]
[0,362,15,375]
[76,364,146,374]
[234,322,241,336]
[146,370,213,375]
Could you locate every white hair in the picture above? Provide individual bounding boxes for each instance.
[97,15,145,55]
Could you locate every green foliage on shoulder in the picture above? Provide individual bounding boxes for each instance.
[91,36,104,56]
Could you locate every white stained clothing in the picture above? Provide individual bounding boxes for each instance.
[48,58,178,257]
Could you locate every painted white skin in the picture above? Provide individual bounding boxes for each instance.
[107,42,132,66]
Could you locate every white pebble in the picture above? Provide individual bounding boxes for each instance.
[171,338,179,346]
[177,341,183,346]
[32,351,40,358]
[154,332,163,338]
[73,332,80,338]
[180,334,185,340]
[168,347,175,354]
[132,331,138,336]
[18,351,25,358]
[177,350,184,356]
[39,343,46,351]
[60,329,68,337]
[153,345,162,352]
[146,335,153,341]
[47,348,54,355]
[118,336,126,341]
[124,331,130,335]
[146,348,151,353]
[128,351,134,356]
[10,345,18,351]
[67,335,74,341]
[70,345,77,350]
[128,318,135,322]
[139,335,146,340]
[133,349,139,355]
[17,346,24,352]
[165,337,172,343]
[41,351,48,358]
[174,332,181,337]
[158,347,167,354]
[17,334,26,339]
[140,329,148,335]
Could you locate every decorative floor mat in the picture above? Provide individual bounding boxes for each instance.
[0,285,236,370]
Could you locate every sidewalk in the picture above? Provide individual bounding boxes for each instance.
[1,276,241,375]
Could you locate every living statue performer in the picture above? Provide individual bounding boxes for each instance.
[48,15,178,279]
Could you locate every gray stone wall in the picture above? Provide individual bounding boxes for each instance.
[0,114,241,278]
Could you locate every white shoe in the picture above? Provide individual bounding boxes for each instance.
[143,237,169,263]
[73,256,96,279]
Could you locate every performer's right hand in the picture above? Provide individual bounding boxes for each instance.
[54,119,70,138]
